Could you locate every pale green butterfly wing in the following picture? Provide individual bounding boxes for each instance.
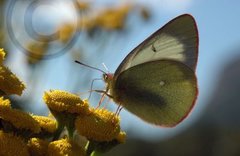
[112,60,198,127]
[114,14,198,79]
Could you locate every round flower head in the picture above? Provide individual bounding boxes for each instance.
[0,130,29,156]
[32,115,57,133]
[0,48,5,64]
[28,138,49,156]
[0,65,25,96]
[0,101,41,133]
[75,108,120,142]
[48,138,86,156]
[43,90,89,115]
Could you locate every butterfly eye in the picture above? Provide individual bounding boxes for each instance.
[103,74,108,81]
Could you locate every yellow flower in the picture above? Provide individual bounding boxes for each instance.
[116,131,126,143]
[26,41,49,64]
[27,138,49,156]
[58,23,76,43]
[48,138,86,156]
[95,5,132,30]
[0,65,25,96]
[43,90,90,115]
[78,17,96,31]
[75,108,120,142]
[32,115,57,133]
[0,101,41,133]
[0,130,30,156]
[139,7,151,20]
[0,48,5,64]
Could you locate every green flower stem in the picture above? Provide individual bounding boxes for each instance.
[86,140,111,156]
[91,151,103,156]
[52,121,64,141]
[86,141,105,156]
[50,109,77,140]
[86,141,96,156]
[65,114,76,139]
[0,89,6,96]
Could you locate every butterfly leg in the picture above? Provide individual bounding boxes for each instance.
[115,104,123,116]
[88,78,102,100]
[92,89,112,109]
[103,97,111,108]
[96,93,106,109]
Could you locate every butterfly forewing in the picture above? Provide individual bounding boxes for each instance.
[114,14,198,79]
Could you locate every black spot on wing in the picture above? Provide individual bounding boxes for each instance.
[151,44,157,52]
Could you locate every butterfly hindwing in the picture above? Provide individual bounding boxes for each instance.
[112,60,198,127]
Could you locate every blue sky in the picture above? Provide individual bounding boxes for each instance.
[8,0,240,141]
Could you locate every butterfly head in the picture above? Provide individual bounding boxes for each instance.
[103,73,114,84]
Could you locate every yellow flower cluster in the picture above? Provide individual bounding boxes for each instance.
[0,66,25,95]
[0,49,25,95]
[79,5,132,31]
[43,89,126,154]
[43,90,125,142]
[0,49,126,155]
[0,97,58,135]
[79,3,150,32]
[0,99,41,133]
[95,5,132,30]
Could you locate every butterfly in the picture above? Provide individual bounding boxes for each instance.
[76,14,198,127]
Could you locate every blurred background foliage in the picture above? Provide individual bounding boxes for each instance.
[1,0,240,155]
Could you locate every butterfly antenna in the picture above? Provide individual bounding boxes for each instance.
[75,60,107,74]
[102,63,110,73]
